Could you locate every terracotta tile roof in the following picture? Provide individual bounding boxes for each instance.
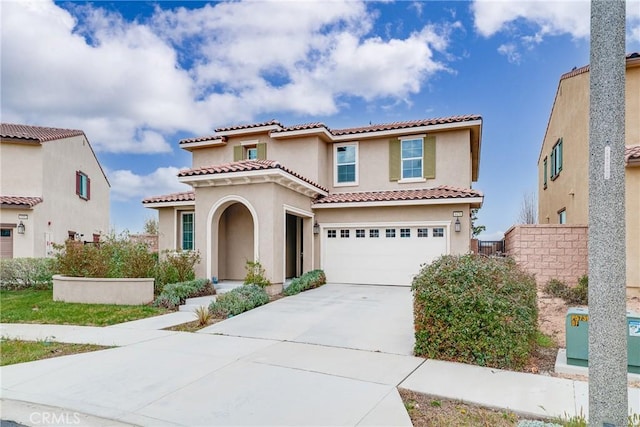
[313,186,483,205]
[142,191,195,204]
[1,123,84,142]
[0,195,44,207]
[626,145,640,163]
[271,122,329,133]
[180,135,225,144]
[331,115,482,136]
[215,119,282,133]
[561,52,640,81]
[178,159,328,192]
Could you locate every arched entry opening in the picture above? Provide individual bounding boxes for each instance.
[207,196,259,281]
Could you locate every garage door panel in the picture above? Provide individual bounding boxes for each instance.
[323,226,447,286]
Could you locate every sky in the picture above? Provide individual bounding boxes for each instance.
[2,0,640,240]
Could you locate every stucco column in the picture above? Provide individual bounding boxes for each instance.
[588,1,627,425]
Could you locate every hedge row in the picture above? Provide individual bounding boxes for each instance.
[412,254,538,370]
[209,284,269,317]
[283,270,326,296]
[0,258,57,290]
[154,278,214,309]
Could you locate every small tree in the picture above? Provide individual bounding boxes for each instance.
[471,209,486,238]
[517,191,537,224]
[143,217,159,235]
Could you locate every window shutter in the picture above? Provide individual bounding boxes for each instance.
[87,176,91,200]
[550,150,555,176]
[233,145,243,161]
[423,135,436,179]
[543,157,548,187]
[389,139,400,181]
[257,143,267,160]
[558,139,563,172]
[75,171,80,196]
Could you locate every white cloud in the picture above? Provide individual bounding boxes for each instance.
[497,43,521,64]
[107,166,191,202]
[1,0,455,153]
[472,0,640,56]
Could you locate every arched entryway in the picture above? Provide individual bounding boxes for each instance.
[207,196,259,281]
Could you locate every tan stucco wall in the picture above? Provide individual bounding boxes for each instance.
[538,60,640,292]
[1,135,110,258]
[0,206,39,258]
[53,275,154,305]
[220,203,254,280]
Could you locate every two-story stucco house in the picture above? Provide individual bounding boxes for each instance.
[538,52,640,295]
[143,115,483,286]
[0,124,110,258]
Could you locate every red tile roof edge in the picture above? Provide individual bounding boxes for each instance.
[626,145,640,163]
[313,186,483,204]
[178,160,329,193]
[142,191,195,204]
[561,52,640,81]
[0,195,44,207]
[1,123,85,142]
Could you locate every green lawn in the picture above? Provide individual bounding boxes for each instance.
[0,339,110,366]
[0,290,168,326]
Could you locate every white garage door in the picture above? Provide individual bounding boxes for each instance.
[322,225,449,286]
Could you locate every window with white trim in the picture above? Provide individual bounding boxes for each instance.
[401,138,423,179]
[356,229,365,238]
[76,171,90,200]
[181,212,194,250]
[417,228,429,237]
[385,228,396,238]
[327,229,337,238]
[400,228,411,238]
[246,147,258,160]
[369,229,379,238]
[550,138,563,179]
[340,229,350,238]
[433,228,444,237]
[334,143,358,185]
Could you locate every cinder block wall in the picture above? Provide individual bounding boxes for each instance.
[504,224,588,287]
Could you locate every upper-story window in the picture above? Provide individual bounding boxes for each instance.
[389,135,435,182]
[76,171,90,200]
[401,138,423,179]
[234,142,266,161]
[543,156,548,189]
[550,138,563,180]
[334,142,358,186]
[181,211,194,250]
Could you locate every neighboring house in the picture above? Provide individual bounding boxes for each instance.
[538,52,640,294]
[143,115,483,286]
[0,124,110,258]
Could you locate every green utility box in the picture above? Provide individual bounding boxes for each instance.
[566,307,640,374]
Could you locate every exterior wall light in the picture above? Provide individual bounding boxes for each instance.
[17,221,25,234]
[454,218,461,233]
[313,222,320,234]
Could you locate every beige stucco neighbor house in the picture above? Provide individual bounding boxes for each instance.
[143,116,484,286]
[538,52,640,294]
[0,124,110,258]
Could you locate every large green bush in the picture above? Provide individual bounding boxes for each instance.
[412,254,538,370]
[283,269,326,296]
[0,258,57,290]
[154,250,200,294]
[153,278,214,310]
[209,284,269,317]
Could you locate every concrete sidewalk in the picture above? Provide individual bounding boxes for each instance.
[2,284,639,425]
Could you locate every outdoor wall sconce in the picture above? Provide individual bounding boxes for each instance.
[17,221,25,234]
[454,218,461,233]
[313,222,320,234]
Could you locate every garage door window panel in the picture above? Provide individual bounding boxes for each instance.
[356,229,365,238]
[369,229,379,238]
[327,230,337,238]
[340,230,350,238]
[418,228,429,237]
[433,228,444,237]
[386,229,396,238]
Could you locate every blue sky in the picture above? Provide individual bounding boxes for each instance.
[2,0,639,239]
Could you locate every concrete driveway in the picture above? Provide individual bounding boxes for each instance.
[1,284,420,426]
[199,284,415,355]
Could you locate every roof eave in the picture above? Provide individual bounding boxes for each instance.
[312,196,484,209]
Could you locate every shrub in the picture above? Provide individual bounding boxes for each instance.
[543,276,588,305]
[0,258,57,290]
[155,250,200,294]
[209,284,269,317]
[194,305,213,326]
[283,269,326,296]
[153,278,214,310]
[54,234,156,279]
[412,254,538,370]
[243,260,271,288]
